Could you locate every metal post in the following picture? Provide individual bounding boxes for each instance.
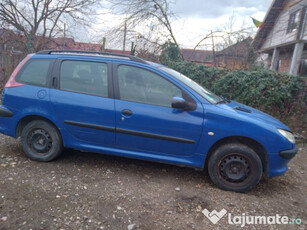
[123,21,127,52]
[5,52,11,79]
[63,23,66,49]
[130,42,135,55]
[28,34,32,53]
[102,37,106,52]
[211,30,216,68]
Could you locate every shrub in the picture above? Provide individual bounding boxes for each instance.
[166,61,226,88]
[164,60,307,132]
[211,68,303,111]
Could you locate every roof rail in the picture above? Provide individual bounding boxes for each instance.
[37,50,147,64]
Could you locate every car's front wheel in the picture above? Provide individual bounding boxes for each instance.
[208,143,263,192]
[21,120,63,161]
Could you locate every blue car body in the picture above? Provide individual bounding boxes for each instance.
[0,52,297,178]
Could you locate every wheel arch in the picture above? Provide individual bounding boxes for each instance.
[16,115,61,138]
[204,136,268,173]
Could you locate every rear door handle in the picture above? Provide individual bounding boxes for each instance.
[121,109,133,116]
[52,77,57,88]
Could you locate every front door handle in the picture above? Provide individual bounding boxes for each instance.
[121,109,133,116]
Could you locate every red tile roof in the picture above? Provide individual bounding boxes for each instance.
[217,37,253,58]
[44,37,130,54]
[181,49,213,63]
[0,29,130,55]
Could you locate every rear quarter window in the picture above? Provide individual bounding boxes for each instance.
[16,59,53,87]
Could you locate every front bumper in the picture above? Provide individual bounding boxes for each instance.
[279,146,298,159]
[266,146,298,177]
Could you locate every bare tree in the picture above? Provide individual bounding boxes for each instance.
[217,13,255,50]
[106,0,178,53]
[0,0,101,51]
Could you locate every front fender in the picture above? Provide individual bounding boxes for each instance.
[195,104,293,157]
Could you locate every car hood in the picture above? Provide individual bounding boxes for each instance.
[216,100,290,131]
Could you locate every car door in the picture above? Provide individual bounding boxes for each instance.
[50,59,115,147]
[113,63,204,156]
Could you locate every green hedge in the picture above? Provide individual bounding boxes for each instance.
[165,61,226,88]
[211,68,303,110]
[166,61,307,131]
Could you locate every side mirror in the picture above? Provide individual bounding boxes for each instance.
[171,97,187,110]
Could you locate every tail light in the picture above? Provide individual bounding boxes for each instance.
[4,54,33,88]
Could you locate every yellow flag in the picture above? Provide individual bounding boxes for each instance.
[251,17,263,29]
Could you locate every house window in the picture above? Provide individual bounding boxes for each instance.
[287,10,300,33]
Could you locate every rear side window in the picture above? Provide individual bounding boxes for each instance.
[60,60,108,97]
[16,59,52,86]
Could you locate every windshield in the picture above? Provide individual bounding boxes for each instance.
[158,66,222,104]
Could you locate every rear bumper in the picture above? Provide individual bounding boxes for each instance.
[0,106,16,137]
[0,107,13,117]
[266,146,298,177]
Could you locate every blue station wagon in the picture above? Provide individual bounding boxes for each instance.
[0,50,298,192]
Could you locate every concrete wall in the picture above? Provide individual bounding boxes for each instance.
[302,8,307,40]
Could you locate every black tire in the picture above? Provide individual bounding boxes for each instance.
[21,120,63,161]
[208,143,262,192]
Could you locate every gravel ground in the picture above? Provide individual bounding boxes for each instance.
[0,134,306,230]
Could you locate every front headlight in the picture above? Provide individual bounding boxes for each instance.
[278,129,295,144]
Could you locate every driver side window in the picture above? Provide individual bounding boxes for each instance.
[118,65,182,107]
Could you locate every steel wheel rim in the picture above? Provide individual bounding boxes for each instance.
[218,153,251,183]
[27,129,52,155]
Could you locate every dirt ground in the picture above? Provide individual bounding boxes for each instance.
[0,134,306,230]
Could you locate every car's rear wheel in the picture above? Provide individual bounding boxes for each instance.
[21,120,63,161]
[208,143,262,192]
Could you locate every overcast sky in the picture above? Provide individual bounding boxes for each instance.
[171,0,273,48]
[173,0,272,18]
[74,0,273,49]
